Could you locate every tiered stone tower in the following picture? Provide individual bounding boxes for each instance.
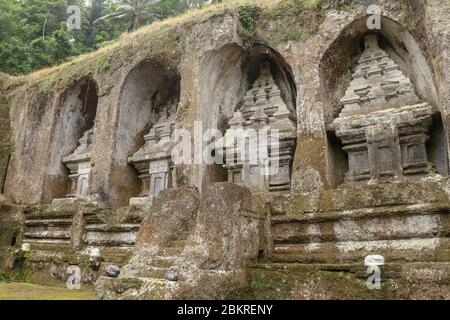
[220,62,297,193]
[332,34,436,183]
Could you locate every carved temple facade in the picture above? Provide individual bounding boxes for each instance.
[1,3,450,299]
[51,35,445,200]
[220,62,297,193]
[53,62,297,203]
[331,34,440,184]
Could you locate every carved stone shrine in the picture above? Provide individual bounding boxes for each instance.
[220,62,297,193]
[128,100,178,205]
[54,128,95,203]
[332,34,436,183]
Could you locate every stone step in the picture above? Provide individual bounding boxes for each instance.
[251,262,403,279]
[170,225,195,242]
[246,262,450,299]
[25,218,73,227]
[24,239,71,246]
[151,256,177,268]
[96,276,180,300]
[85,239,136,247]
[160,246,183,256]
[283,202,449,223]
[171,233,188,242]
[144,267,167,280]
[102,254,131,265]
[271,237,450,264]
[85,223,140,232]
[272,204,449,245]
[24,241,72,253]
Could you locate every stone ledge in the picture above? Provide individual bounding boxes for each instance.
[289,180,449,214]
[270,237,450,264]
[245,262,450,299]
[277,202,449,223]
[251,262,404,278]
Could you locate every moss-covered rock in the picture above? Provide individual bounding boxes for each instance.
[243,262,450,299]
[0,203,23,278]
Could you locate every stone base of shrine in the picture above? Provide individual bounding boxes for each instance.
[245,262,450,299]
[270,180,450,264]
[51,197,98,206]
[129,196,153,207]
[24,248,133,286]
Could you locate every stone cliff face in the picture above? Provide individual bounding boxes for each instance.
[0,0,448,206]
[0,75,11,195]
[0,0,450,299]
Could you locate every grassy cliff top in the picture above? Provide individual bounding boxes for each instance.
[3,0,416,95]
[4,0,331,93]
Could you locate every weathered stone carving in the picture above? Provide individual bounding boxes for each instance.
[58,128,94,201]
[339,34,419,115]
[332,34,437,183]
[128,100,177,205]
[96,183,264,300]
[220,62,297,193]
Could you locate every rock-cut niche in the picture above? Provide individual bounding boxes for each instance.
[111,60,180,206]
[201,44,297,193]
[48,77,98,203]
[321,18,447,187]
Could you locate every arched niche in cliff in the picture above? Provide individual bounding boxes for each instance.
[44,76,99,202]
[200,43,297,192]
[112,60,180,205]
[319,16,447,187]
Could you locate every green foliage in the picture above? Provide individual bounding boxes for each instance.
[237,5,261,42]
[0,0,214,75]
[257,0,324,45]
[97,56,112,73]
[271,0,320,19]
[6,267,28,282]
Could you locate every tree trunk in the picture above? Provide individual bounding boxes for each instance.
[42,9,50,39]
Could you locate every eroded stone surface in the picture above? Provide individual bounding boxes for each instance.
[96,183,264,300]
[0,88,10,194]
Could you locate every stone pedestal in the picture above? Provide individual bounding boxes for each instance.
[333,104,435,183]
